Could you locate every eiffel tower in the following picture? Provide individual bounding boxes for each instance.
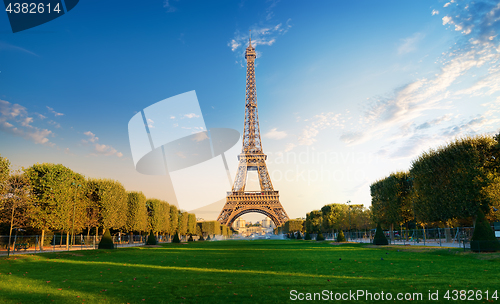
[217,35,289,227]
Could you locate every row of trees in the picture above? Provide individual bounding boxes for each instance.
[277,203,373,235]
[0,157,198,249]
[370,135,500,231]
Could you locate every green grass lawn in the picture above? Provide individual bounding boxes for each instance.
[0,240,499,303]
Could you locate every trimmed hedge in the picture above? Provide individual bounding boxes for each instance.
[336,230,346,242]
[172,233,180,243]
[316,233,325,241]
[304,232,311,240]
[98,229,115,249]
[471,209,500,252]
[146,230,157,245]
[373,223,388,245]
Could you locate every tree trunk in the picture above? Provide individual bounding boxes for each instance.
[445,224,452,242]
[390,223,394,243]
[129,231,133,244]
[7,205,15,256]
[66,232,70,250]
[40,229,45,251]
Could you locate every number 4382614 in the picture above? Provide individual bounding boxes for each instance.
[443,290,498,301]
[5,3,62,14]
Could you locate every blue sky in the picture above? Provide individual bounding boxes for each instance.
[1,0,500,222]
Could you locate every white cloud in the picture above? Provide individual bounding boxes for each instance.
[0,99,55,146]
[46,106,64,117]
[83,131,123,158]
[184,113,200,118]
[147,118,154,129]
[298,112,343,146]
[193,132,208,142]
[93,143,122,157]
[228,17,292,56]
[432,9,439,15]
[83,131,98,143]
[264,128,287,140]
[442,16,453,25]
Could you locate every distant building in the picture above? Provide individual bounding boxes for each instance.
[262,217,271,228]
[234,218,246,230]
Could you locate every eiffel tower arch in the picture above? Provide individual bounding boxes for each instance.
[217,35,289,228]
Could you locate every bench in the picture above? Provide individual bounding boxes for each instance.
[15,243,28,251]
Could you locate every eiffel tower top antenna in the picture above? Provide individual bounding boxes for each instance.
[249,29,252,47]
[243,29,262,154]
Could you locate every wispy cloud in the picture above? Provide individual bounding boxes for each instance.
[82,130,123,158]
[228,0,291,58]
[295,1,500,160]
[264,128,287,140]
[46,106,64,117]
[0,42,38,57]
[163,0,178,13]
[93,143,123,158]
[184,113,200,118]
[298,112,343,146]
[398,32,425,55]
[0,99,54,146]
[82,131,98,143]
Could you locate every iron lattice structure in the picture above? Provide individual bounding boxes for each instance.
[217,37,289,228]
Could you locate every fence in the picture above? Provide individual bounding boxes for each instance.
[305,226,499,252]
[0,234,173,256]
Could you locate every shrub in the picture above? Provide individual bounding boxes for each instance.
[336,230,346,242]
[290,233,296,239]
[471,209,500,252]
[296,232,302,239]
[316,233,325,241]
[206,235,211,241]
[98,229,115,249]
[188,234,194,242]
[172,233,181,243]
[304,232,311,240]
[198,234,205,241]
[373,223,389,245]
[146,231,157,245]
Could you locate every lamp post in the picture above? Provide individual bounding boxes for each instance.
[71,182,81,250]
[347,200,351,241]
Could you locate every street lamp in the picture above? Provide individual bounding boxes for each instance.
[71,182,81,250]
[347,200,351,241]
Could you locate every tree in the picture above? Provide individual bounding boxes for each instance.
[1,172,32,255]
[283,219,304,234]
[410,136,495,223]
[146,199,169,236]
[26,163,86,250]
[86,178,127,233]
[169,205,179,235]
[0,155,10,196]
[187,213,197,235]
[371,171,413,240]
[178,211,189,237]
[305,210,322,233]
[125,192,148,242]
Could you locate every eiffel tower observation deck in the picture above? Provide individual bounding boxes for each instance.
[217,34,289,227]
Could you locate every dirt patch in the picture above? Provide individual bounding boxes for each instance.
[143,245,162,248]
